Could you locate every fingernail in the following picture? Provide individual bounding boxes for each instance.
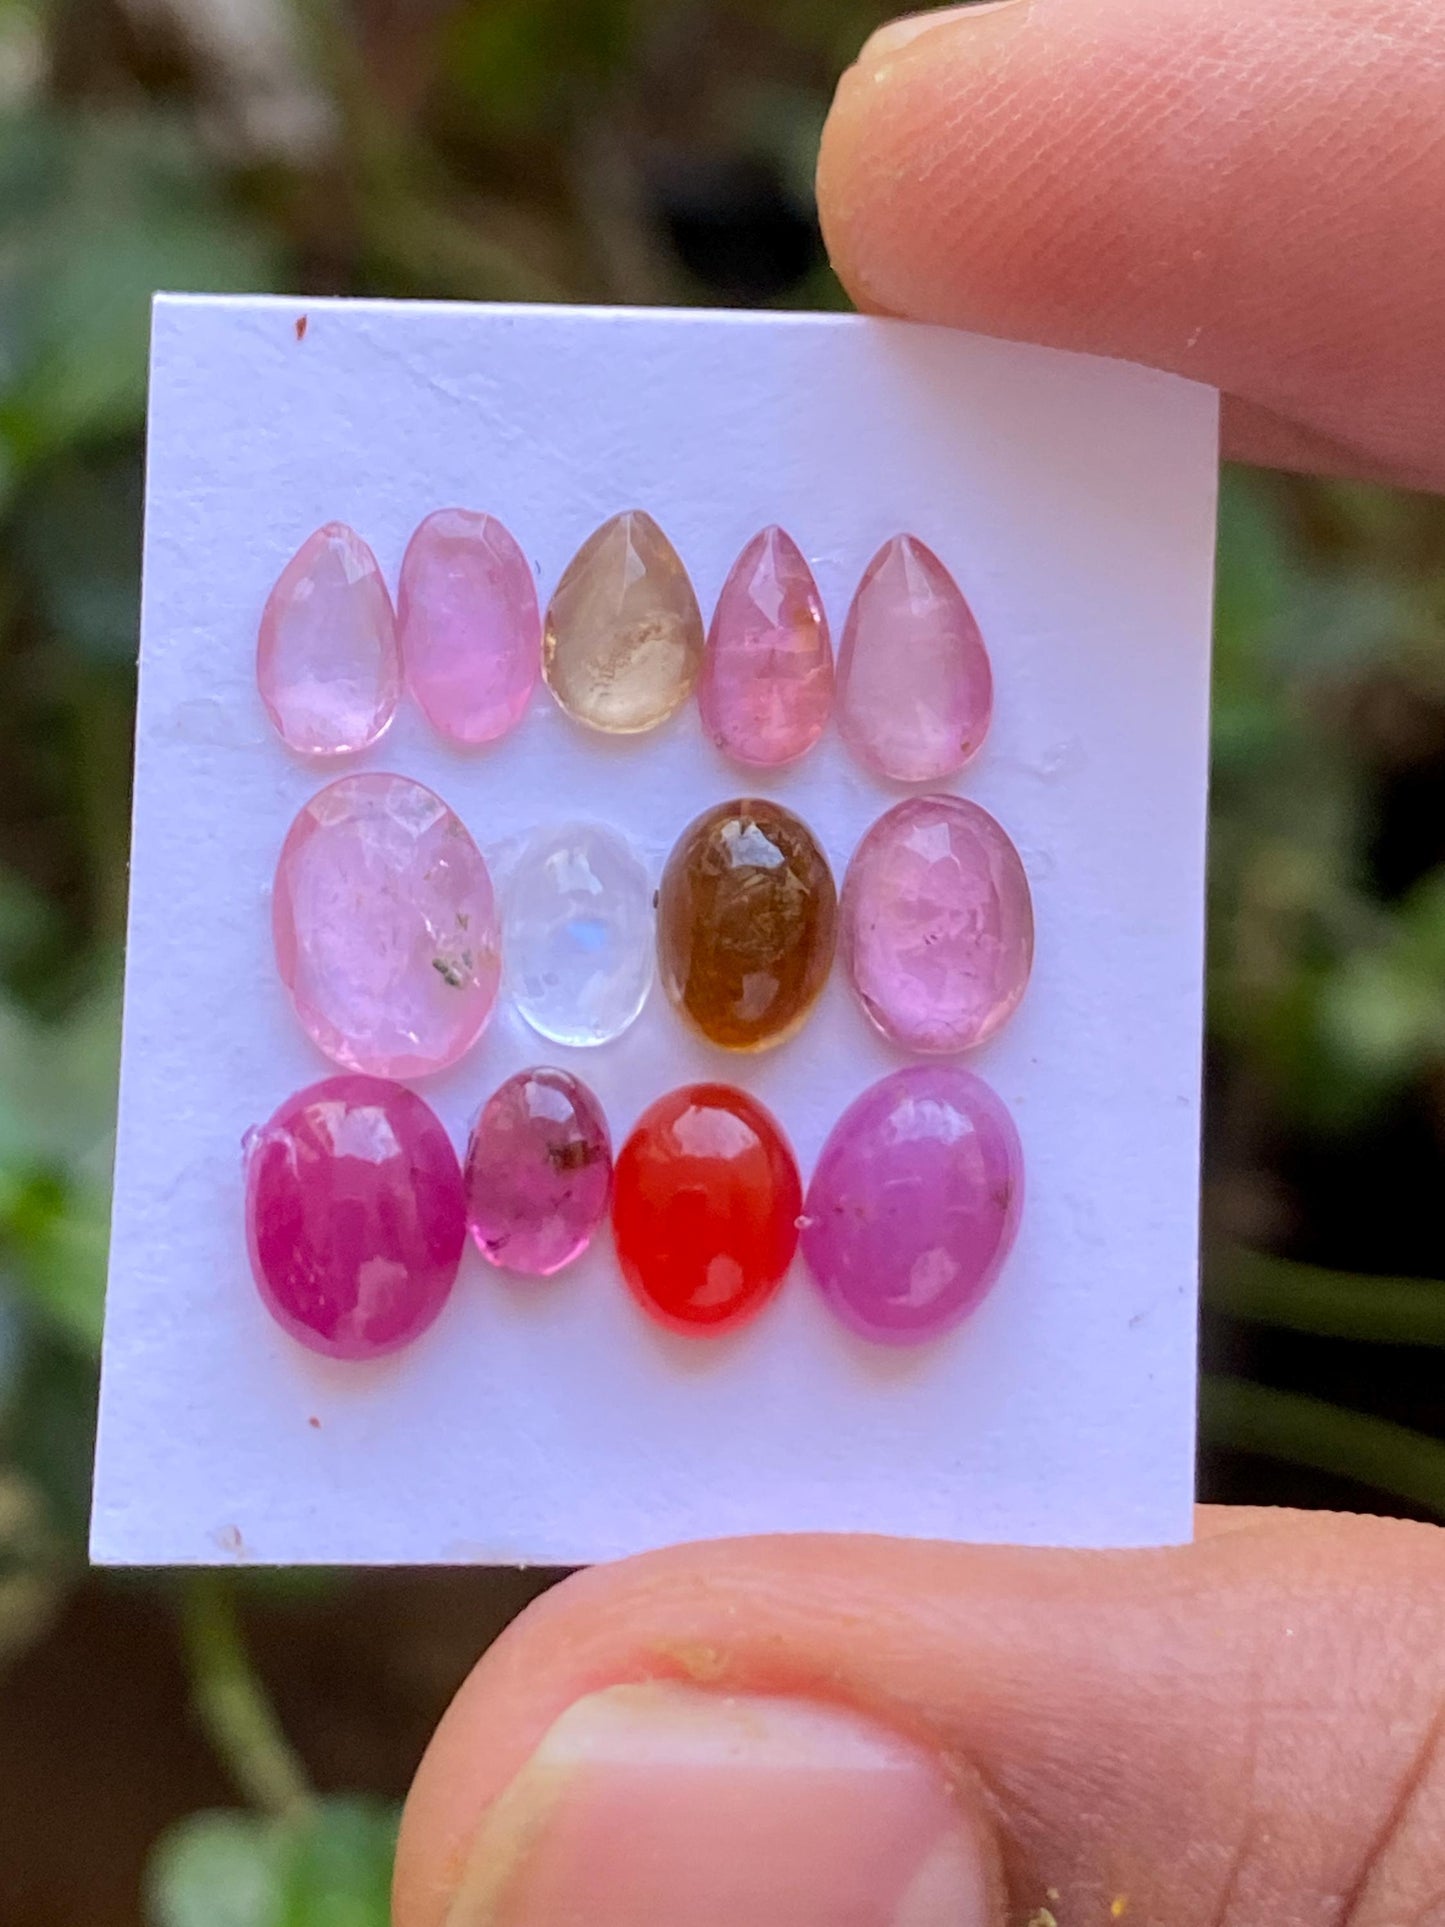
[447,1682,996,1927]
[861,0,1029,64]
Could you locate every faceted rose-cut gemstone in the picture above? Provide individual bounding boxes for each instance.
[244,1075,466,1359]
[699,526,833,768]
[836,535,992,784]
[466,1068,612,1277]
[802,1066,1023,1345]
[543,511,704,733]
[657,799,837,1052]
[272,773,500,1079]
[613,1084,801,1335]
[398,508,540,746]
[841,795,1033,1053]
[257,522,401,757]
[504,822,654,1047]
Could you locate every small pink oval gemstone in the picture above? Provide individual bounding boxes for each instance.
[257,522,400,757]
[841,795,1033,1053]
[837,535,992,784]
[398,509,541,746]
[802,1065,1023,1345]
[245,1075,465,1359]
[699,526,833,768]
[272,772,501,1079]
[466,1068,612,1277]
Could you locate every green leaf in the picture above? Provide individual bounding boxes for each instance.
[145,1802,399,1927]
[276,1799,398,1927]
[146,1811,285,1927]
[0,112,283,463]
[2,1170,109,1353]
[13,448,143,662]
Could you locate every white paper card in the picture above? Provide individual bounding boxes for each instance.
[91,296,1217,1566]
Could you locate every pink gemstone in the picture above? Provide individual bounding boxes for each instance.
[802,1066,1023,1344]
[398,509,541,746]
[272,773,500,1079]
[841,795,1033,1053]
[257,522,401,757]
[465,1068,612,1277]
[244,1075,465,1359]
[836,535,992,784]
[699,526,833,768]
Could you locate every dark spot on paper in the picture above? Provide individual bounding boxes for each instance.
[308,1415,321,1429]
[295,314,309,341]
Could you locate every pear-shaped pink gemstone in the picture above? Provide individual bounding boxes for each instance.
[398,509,541,746]
[699,526,833,768]
[837,535,992,784]
[257,522,400,757]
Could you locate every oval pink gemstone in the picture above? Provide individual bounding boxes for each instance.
[699,526,833,768]
[398,508,541,746]
[272,773,500,1079]
[257,522,401,757]
[802,1065,1023,1344]
[841,795,1033,1053]
[837,535,992,784]
[245,1075,465,1359]
[465,1068,612,1277]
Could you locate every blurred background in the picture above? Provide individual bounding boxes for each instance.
[0,0,1442,1920]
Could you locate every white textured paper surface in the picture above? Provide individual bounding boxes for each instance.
[91,296,1218,1566]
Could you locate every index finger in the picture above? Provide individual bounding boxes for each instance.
[816,0,1445,491]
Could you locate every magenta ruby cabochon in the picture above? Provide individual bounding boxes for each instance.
[245,1075,466,1360]
[802,1065,1023,1344]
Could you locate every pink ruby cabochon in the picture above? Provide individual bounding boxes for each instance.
[801,1064,1024,1345]
[398,508,541,747]
[271,771,501,1080]
[465,1067,613,1278]
[257,521,401,759]
[244,1074,467,1361]
[840,794,1034,1054]
[699,525,834,770]
[836,534,993,785]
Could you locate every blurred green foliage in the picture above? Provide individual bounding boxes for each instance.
[0,0,1441,1919]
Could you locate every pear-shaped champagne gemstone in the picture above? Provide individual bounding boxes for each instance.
[543,511,704,733]
[257,522,401,757]
[699,526,833,768]
[398,509,540,746]
[837,536,992,784]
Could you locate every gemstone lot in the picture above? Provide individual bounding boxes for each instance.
[251,517,1030,1342]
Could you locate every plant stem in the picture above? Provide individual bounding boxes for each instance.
[1209,1246,1445,1346]
[179,1574,315,1823]
[1202,1376,1445,1517]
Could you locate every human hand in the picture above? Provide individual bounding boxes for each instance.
[395,8,1445,1921]
[818,0,1445,493]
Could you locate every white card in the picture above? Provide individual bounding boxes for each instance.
[91,295,1218,1566]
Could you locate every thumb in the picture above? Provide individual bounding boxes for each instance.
[395,1509,1445,1925]
[816,0,1445,490]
